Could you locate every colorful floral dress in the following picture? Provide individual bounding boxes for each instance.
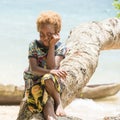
[24,40,66,113]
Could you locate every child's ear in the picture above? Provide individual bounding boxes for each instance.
[55,29,59,34]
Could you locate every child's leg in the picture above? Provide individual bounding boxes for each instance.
[44,79,66,116]
[43,98,57,120]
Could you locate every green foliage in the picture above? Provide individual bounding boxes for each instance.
[113,0,120,18]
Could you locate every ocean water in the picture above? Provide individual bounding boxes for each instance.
[0,0,120,120]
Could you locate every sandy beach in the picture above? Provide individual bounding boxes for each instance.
[0,91,120,120]
[65,92,120,120]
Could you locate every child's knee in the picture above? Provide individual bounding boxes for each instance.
[45,79,54,88]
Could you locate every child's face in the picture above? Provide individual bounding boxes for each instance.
[39,24,56,47]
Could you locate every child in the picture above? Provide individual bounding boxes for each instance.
[24,11,67,120]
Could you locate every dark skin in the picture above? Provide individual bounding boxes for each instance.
[29,24,67,120]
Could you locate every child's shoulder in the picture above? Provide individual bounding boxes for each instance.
[29,40,38,47]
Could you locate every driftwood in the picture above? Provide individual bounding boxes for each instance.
[16,18,120,120]
[0,84,23,105]
[77,83,120,99]
[0,83,120,105]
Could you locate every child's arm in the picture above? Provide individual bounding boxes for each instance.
[29,57,67,79]
[29,57,50,76]
[46,33,60,69]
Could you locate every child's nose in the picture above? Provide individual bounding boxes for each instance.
[44,36,49,40]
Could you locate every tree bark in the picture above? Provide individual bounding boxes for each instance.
[60,17,120,107]
[17,18,120,120]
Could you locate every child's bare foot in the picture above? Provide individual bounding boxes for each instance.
[55,102,66,116]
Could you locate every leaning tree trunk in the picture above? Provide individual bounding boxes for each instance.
[17,18,120,120]
[60,17,120,107]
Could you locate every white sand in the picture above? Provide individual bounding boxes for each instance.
[0,106,19,120]
[65,92,120,120]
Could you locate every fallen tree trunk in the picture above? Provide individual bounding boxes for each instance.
[0,95,22,105]
[17,18,120,120]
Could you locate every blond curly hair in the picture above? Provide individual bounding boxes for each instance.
[36,11,61,33]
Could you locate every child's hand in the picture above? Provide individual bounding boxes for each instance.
[49,33,60,46]
[50,69,67,80]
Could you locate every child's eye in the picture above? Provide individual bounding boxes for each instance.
[47,33,53,37]
[40,33,45,37]
[40,34,43,38]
